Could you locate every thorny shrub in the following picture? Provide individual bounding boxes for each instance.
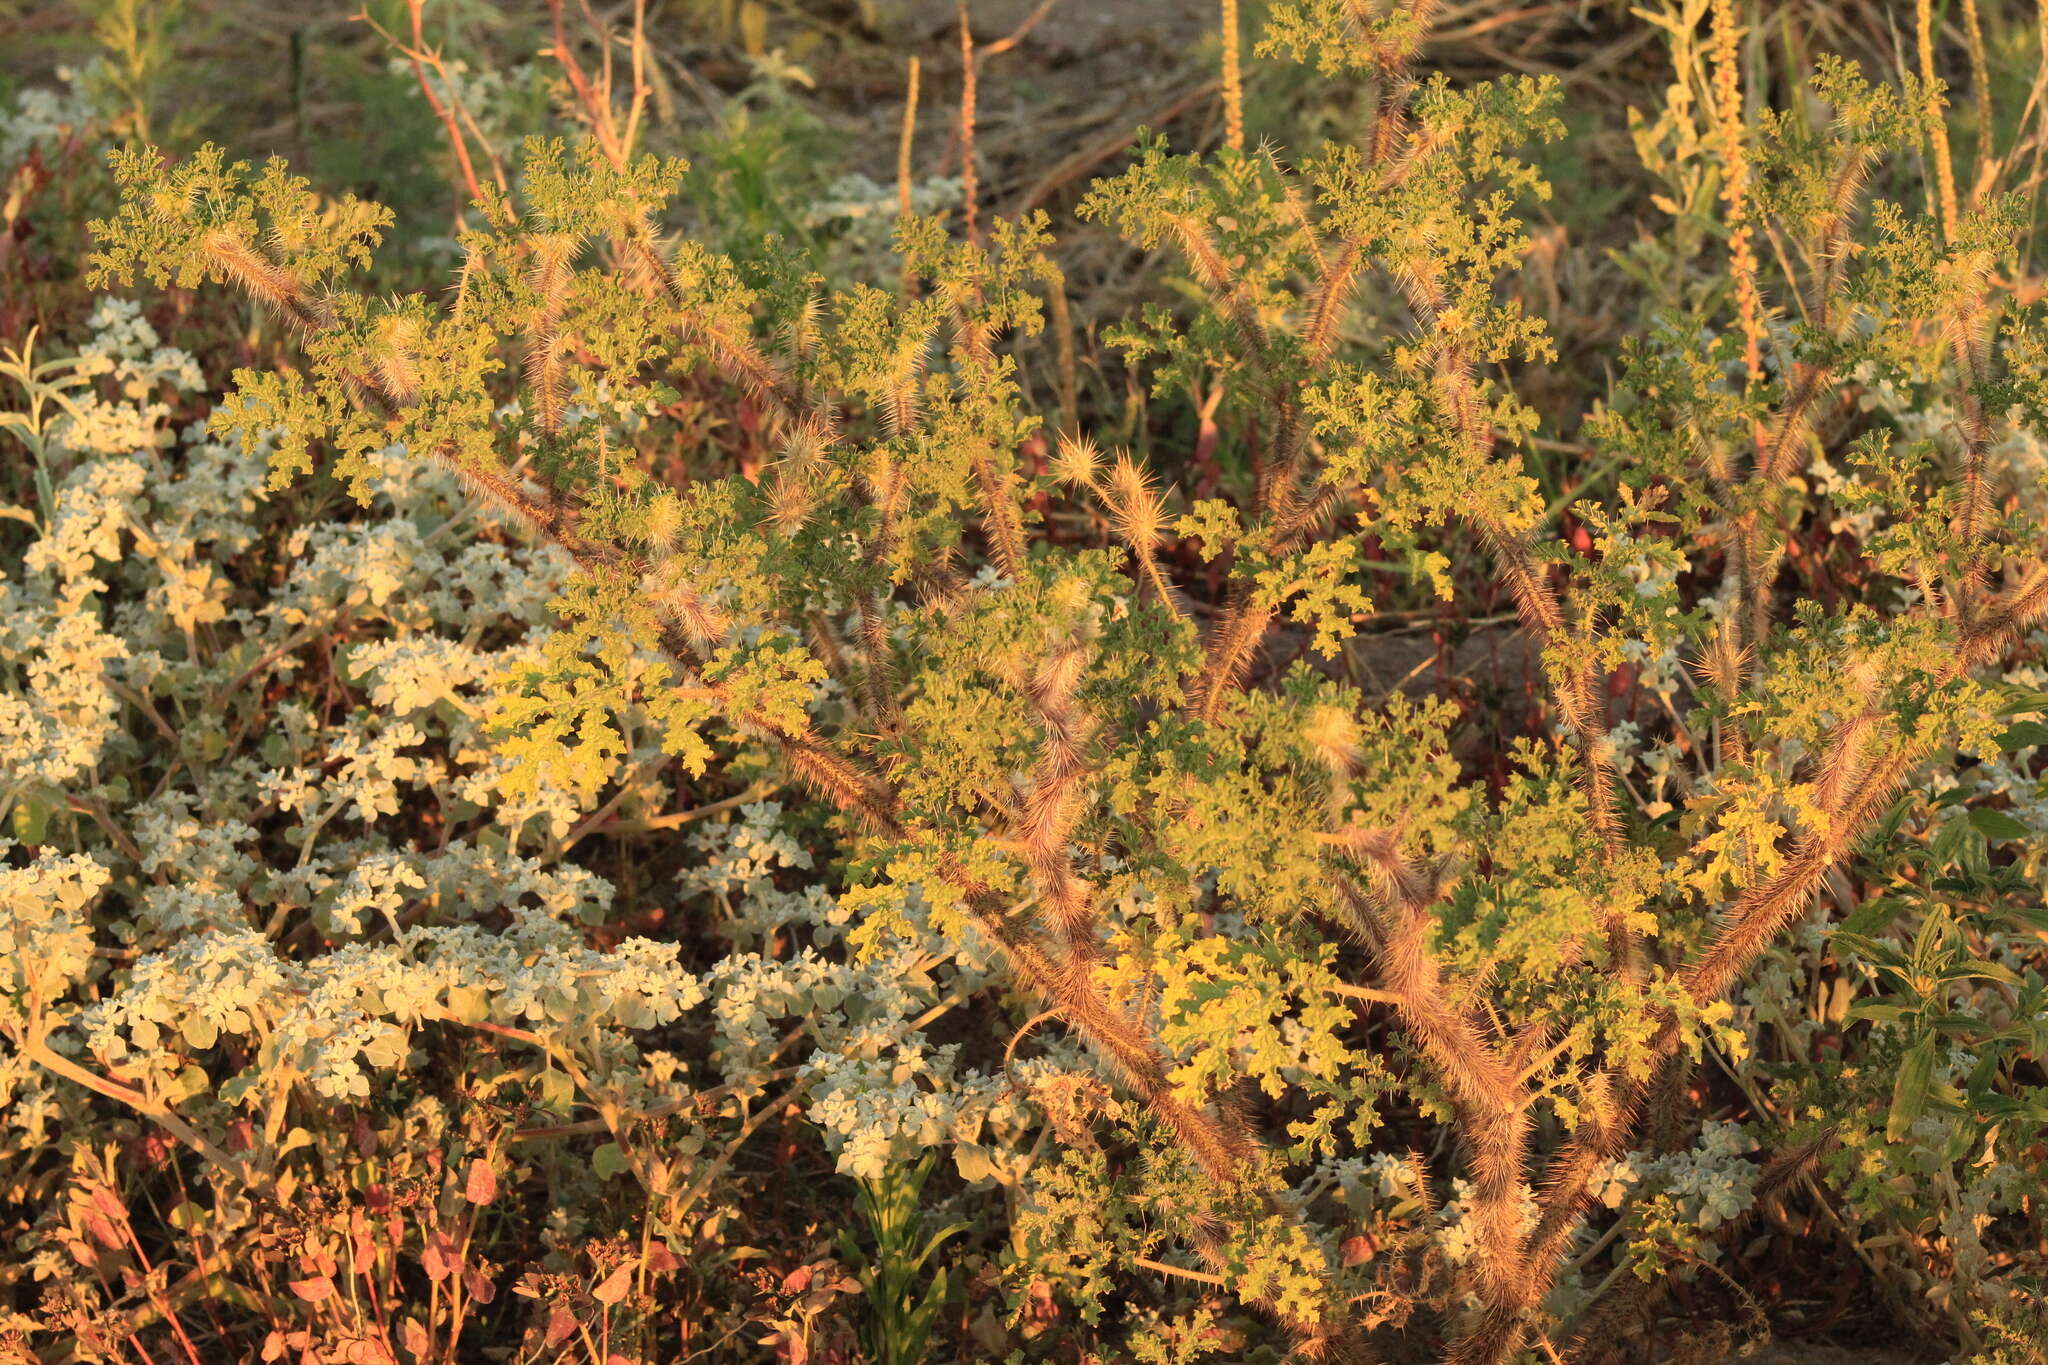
[6,1,2048,1363]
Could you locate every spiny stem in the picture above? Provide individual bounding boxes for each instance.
[958,0,979,247]
[1709,0,1765,380]
[947,868,1350,1357]
[1506,577,2048,1365]
[899,57,922,222]
[1918,0,1961,243]
[1220,0,1245,154]
[1331,871,1537,1365]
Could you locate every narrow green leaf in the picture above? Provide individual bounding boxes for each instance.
[1844,1000,1913,1024]
[1968,807,2030,842]
[1887,1034,1937,1143]
[1995,719,2048,750]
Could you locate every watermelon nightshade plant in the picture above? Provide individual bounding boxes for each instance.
[63,1,2048,1360]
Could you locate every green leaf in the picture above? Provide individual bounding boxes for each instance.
[445,985,490,1024]
[1966,1046,2003,1098]
[180,1016,219,1050]
[1867,795,1917,849]
[1886,1033,1937,1143]
[910,1221,970,1275]
[953,1143,997,1185]
[359,1029,407,1070]
[1993,687,2048,715]
[167,1064,212,1102]
[1829,931,1906,970]
[537,1069,575,1113]
[1931,814,1986,871]
[1911,909,1954,973]
[1968,807,2030,842]
[593,1142,632,1181]
[1956,959,2025,986]
[1837,898,1904,938]
[216,1074,260,1106]
[10,794,51,846]
[1940,1113,1977,1164]
[1994,719,2048,749]
[2004,905,2048,933]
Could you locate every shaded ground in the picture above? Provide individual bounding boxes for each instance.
[1740,1345,1935,1365]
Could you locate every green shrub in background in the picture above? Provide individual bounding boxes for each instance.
[5,1,2048,1362]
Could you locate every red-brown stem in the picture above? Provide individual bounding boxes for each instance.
[402,0,489,209]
